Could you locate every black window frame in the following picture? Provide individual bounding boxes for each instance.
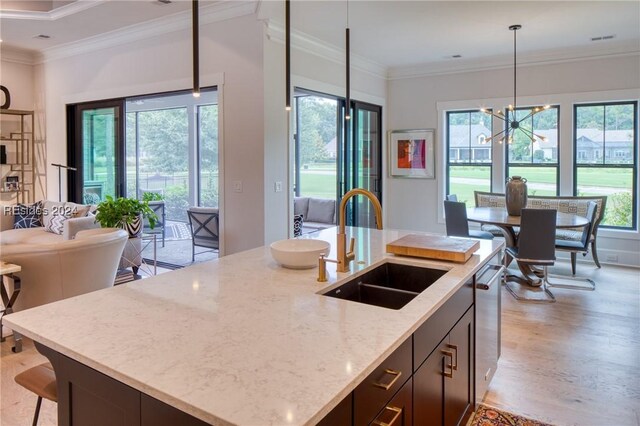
[573,101,638,231]
[505,105,560,196]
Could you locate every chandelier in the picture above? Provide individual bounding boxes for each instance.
[481,25,550,144]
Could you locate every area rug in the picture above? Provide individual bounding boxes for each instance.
[470,404,553,426]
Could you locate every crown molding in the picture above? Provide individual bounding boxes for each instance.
[265,20,387,80]
[0,0,102,21]
[0,46,40,65]
[388,41,640,80]
[39,0,258,63]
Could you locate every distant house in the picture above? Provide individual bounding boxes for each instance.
[450,125,633,164]
[325,137,337,159]
[532,128,633,162]
[448,124,491,163]
[574,129,634,163]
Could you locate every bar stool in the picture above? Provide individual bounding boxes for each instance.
[15,362,57,426]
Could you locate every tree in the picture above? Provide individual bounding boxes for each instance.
[297,96,336,164]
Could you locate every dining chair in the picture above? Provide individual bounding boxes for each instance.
[186,207,219,262]
[15,362,57,426]
[504,208,557,303]
[547,201,597,290]
[444,200,494,240]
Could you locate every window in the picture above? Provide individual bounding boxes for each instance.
[446,110,492,205]
[505,106,559,196]
[575,102,637,229]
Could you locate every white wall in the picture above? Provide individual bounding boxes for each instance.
[0,53,47,202]
[0,56,34,110]
[387,54,640,266]
[40,14,264,255]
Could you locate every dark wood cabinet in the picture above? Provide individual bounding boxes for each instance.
[36,342,210,426]
[445,307,474,426]
[370,377,412,426]
[317,393,352,426]
[414,306,474,426]
[354,338,412,425]
[141,395,209,426]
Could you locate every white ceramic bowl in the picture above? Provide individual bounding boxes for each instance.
[270,239,331,269]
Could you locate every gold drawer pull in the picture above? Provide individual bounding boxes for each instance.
[372,369,402,391]
[442,349,454,378]
[372,405,402,426]
[447,343,458,370]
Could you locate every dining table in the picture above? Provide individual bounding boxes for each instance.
[466,207,590,286]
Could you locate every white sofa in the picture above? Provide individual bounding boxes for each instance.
[294,197,336,234]
[0,228,128,312]
[1,200,98,243]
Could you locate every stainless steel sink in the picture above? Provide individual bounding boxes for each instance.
[320,262,447,310]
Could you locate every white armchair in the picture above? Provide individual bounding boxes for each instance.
[0,228,128,312]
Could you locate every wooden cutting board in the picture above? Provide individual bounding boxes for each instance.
[386,234,480,263]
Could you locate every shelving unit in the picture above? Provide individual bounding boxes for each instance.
[0,109,35,204]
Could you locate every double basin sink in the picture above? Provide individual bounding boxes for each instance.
[320,262,447,310]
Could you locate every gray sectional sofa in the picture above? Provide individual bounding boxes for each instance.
[294,197,336,234]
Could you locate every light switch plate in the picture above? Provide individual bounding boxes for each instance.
[274,181,282,192]
[233,180,243,193]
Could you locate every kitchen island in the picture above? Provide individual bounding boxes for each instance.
[5,227,503,425]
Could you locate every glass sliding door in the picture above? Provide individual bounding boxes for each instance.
[198,104,219,207]
[125,90,218,222]
[293,87,382,233]
[68,100,125,203]
[350,101,382,228]
[293,91,339,199]
[125,89,219,267]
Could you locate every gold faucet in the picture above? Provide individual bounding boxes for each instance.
[318,188,383,281]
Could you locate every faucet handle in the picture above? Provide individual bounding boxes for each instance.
[347,237,356,260]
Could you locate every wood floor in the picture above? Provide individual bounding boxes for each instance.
[1,260,639,426]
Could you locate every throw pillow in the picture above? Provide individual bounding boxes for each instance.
[306,198,336,224]
[13,201,44,229]
[293,214,304,237]
[44,211,73,235]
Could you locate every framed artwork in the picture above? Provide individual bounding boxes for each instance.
[4,175,19,191]
[389,129,435,178]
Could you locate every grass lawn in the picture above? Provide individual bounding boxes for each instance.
[298,172,337,199]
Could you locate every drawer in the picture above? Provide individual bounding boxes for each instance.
[354,337,412,426]
[369,377,412,426]
[413,282,473,371]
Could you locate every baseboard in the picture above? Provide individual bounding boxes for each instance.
[555,249,640,269]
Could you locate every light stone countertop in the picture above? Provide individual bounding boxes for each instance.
[5,227,503,426]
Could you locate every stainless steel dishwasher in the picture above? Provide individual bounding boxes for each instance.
[475,252,504,404]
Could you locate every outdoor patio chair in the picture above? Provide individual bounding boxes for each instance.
[186,207,219,262]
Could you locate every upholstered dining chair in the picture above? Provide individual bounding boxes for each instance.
[504,208,557,303]
[548,201,597,290]
[186,207,219,262]
[444,200,494,240]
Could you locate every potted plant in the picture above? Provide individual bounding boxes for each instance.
[141,191,166,247]
[95,196,158,238]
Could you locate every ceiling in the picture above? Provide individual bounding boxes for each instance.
[1,1,638,72]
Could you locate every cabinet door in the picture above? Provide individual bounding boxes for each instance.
[444,307,474,426]
[413,339,448,426]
